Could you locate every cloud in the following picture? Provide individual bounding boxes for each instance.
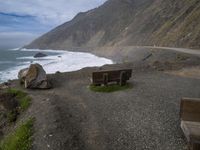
[0,0,107,26]
[0,32,38,48]
[0,0,107,48]
[0,12,54,33]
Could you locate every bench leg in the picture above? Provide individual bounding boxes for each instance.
[189,142,200,150]
[192,143,200,150]
[120,71,126,86]
[103,73,108,86]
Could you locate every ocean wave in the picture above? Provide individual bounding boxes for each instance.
[0,49,113,83]
[20,48,65,53]
[16,55,61,60]
[8,47,21,51]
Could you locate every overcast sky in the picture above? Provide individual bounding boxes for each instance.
[0,0,107,49]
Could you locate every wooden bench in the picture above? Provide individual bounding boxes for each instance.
[92,69,132,86]
[180,97,200,150]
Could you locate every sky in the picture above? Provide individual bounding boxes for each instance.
[0,0,107,49]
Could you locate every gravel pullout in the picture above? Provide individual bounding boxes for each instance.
[10,47,200,150]
[11,62,199,150]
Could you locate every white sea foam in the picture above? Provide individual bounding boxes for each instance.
[9,47,21,51]
[0,49,113,83]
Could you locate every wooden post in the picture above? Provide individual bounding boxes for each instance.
[180,98,200,150]
[190,142,200,150]
[119,71,126,86]
[103,73,108,86]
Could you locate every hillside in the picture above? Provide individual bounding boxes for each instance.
[25,0,200,50]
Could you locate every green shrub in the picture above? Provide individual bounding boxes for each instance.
[7,88,31,111]
[0,118,34,150]
[7,111,18,123]
[89,84,132,93]
[7,88,27,99]
[19,96,31,111]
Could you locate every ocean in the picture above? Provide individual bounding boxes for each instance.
[0,48,113,83]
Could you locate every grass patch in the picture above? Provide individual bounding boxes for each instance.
[7,88,27,99]
[7,111,18,123]
[18,96,31,111]
[7,88,31,111]
[0,118,34,150]
[89,84,132,93]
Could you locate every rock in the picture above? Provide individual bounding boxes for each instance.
[34,52,47,58]
[18,68,29,84]
[56,71,61,74]
[18,63,52,89]
[0,82,11,90]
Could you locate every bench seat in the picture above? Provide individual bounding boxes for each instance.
[180,97,200,150]
[92,69,132,86]
[181,121,200,142]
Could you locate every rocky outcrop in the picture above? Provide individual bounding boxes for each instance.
[0,82,11,90]
[34,52,47,58]
[18,63,51,89]
[25,0,200,50]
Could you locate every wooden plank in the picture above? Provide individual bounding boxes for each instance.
[190,142,200,150]
[181,121,200,141]
[92,69,132,85]
[180,98,200,122]
[180,97,200,150]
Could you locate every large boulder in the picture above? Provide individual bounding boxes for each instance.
[0,82,11,90]
[34,52,47,58]
[18,63,51,89]
[18,68,29,84]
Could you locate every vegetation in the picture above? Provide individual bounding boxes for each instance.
[89,84,132,93]
[176,54,189,61]
[7,88,31,111]
[0,88,32,123]
[7,111,18,123]
[0,118,34,150]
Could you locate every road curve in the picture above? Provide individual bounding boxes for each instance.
[143,46,200,57]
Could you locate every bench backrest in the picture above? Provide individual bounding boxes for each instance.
[180,97,200,122]
[92,69,132,83]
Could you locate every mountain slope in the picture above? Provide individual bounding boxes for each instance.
[25,0,200,50]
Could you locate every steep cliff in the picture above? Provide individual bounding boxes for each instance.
[25,0,200,50]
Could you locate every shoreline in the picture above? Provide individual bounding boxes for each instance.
[0,49,113,83]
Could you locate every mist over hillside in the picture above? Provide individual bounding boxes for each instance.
[25,0,200,50]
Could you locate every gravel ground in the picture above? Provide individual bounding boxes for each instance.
[12,63,199,150]
[9,47,200,150]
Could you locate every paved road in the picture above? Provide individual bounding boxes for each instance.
[143,46,200,56]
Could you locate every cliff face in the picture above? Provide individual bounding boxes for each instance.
[25,0,200,50]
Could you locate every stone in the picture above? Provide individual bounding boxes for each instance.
[18,68,29,84]
[34,52,47,58]
[0,82,11,90]
[18,63,52,89]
